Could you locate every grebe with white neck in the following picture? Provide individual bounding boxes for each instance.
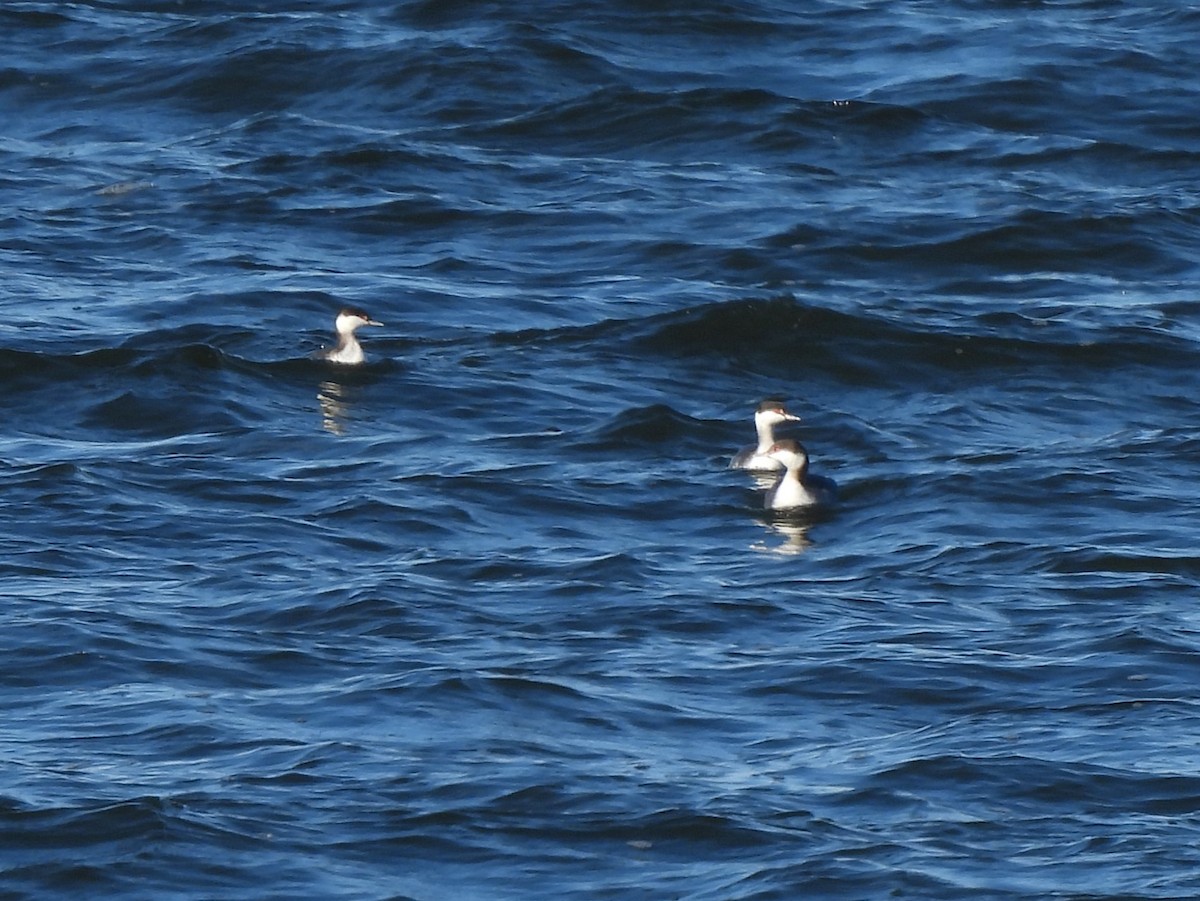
[730,400,801,471]
[322,308,383,365]
[763,438,837,511]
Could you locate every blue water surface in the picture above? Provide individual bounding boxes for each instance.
[3,2,1200,899]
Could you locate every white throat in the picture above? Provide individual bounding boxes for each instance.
[326,334,364,365]
[754,415,778,453]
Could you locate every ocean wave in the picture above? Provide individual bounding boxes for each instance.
[625,295,1200,379]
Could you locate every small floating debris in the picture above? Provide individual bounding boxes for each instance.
[95,180,154,197]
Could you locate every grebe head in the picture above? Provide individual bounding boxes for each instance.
[335,307,383,335]
[767,438,809,473]
[755,399,801,429]
[323,307,384,365]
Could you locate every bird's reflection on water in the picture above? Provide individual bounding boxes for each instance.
[318,380,354,435]
[753,517,814,555]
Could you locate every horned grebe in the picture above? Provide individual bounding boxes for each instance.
[322,308,383,365]
[730,400,801,471]
[764,439,837,511]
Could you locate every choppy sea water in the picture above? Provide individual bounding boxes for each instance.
[4,2,1200,898]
